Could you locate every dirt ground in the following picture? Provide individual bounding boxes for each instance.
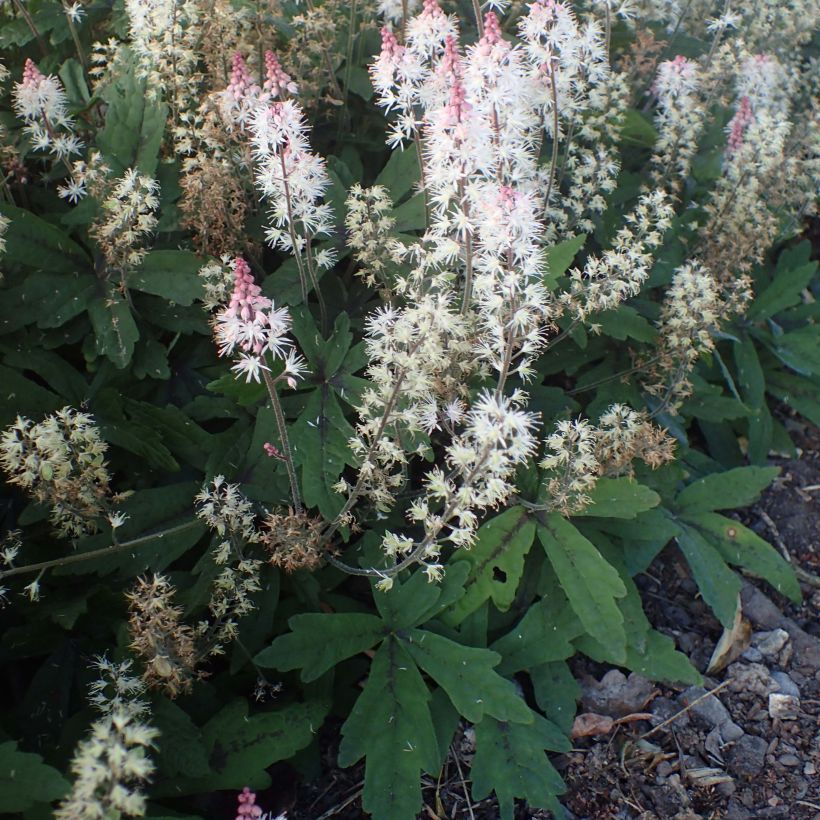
[267,418,820,820]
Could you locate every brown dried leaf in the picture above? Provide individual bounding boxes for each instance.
[571,712,615,738]
[706,593,751,674]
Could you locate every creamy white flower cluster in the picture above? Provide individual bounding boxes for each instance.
[0,408,112,538]
[249,100,337,271]
[341,293,473,512]
[652,55,706,190]
[411,390,537,550]
[562,189,674,319]
[55,658,158,819]
[124,0,201,102]
[12,59,82,160]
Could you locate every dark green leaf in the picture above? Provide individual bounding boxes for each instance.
[580,477,660,519]
[152,698,211,779]
[128,250,204,305]
[530,661,580,735]
[676,466,778,512]
[0,203,89,275]
[490,596,583,674]
[196,698,329,790]
[97,51,168,175]
[374,145,421,202]
[683,512,800,602]
[676,524,741,628]
[88,296,140,369]
[471,716,567,820]
[538,514,627,662]
[338,638,439,820]
[256,613,385,681]
[441,506,535,627]
[0,741,68,812]
[402,629,531,724]
[545,234,587,289]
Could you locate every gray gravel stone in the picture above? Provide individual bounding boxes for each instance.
[770,670,800,697]
[679,686,732,729]
[752,628,790,658]
[726,734,768,778]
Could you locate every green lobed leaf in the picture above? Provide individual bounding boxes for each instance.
[374,145,421,202]
[682,512,800,602]
[0,364,63,427]
[580,477,661,519]
[338,638,439,820]
[0,741,68,812]
[0,204,90,276]
[594,305,657,342]
[441,506,536,627]
[151,697,211,779]
[530,661,581,735]
[88,296,140,369]
[770,327,820,377]
[676,524,741,628]
[538,514,628,662]
[749,246,817,320]
[490,596,583,675]
[676,466,779,512]
[192,698,329,791]
[620,109,658,147]
[96,50,167,175]
[544,233,586,289]
[471,715,567,820]
[256,612,385,681]
[127,250,204,305]
[402,629,532,724]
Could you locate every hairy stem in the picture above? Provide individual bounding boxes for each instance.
[262,369,303,513]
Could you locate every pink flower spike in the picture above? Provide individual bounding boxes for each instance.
[263,442,285,460]
[22,58,44,88]
[235,786,264,819]
[263,50,298,98]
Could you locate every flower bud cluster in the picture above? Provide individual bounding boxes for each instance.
[595,404,675,476]
[126,574,198,698]
[701,52,803,288]
[540,417,600,515]
[198,256,235,311]
[340,293,472,512]
[125,0,201,105]
[0,408,113,538]
[195,474,261,546]
[12,59,82,160]
[261,508,325,573]
[55,658,158,819]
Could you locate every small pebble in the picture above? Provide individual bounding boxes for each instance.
[768,692,800,720]
[752,629,790,658]
[804,761,816,776]
[770,670,800,697]
[778,753,800,767]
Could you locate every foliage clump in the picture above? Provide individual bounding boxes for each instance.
[0,0,817,818]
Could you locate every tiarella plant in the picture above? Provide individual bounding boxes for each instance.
[0,0,817,818]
